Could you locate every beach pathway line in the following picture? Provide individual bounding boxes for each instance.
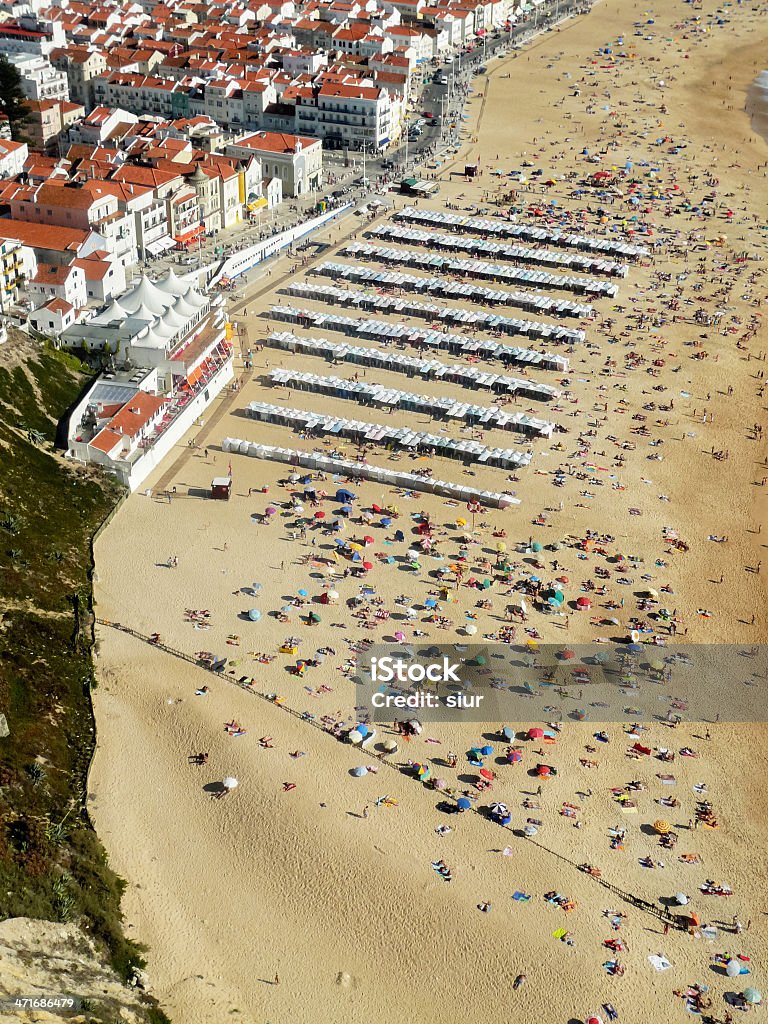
[95,617,686,931]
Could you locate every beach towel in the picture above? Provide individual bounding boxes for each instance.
[620,803,638,813]
[648,954,672,972]
[552,928,568,940]
[512,891,531,902]
[700,926,718,940]
[658,774,676,784]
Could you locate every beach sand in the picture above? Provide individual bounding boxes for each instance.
[90,1,768,1021]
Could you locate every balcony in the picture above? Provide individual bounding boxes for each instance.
[134,341,232,456]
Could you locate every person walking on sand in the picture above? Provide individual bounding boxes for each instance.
[274,973,280,985]
[513,974,526,991]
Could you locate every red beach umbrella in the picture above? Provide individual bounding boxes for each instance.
[527,727,545,740]
[576,597,592,609]
[362,561,374,571]
[479,768,495,781]
[314,511,326,519]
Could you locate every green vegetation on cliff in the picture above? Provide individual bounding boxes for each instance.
[0,333,169,1023]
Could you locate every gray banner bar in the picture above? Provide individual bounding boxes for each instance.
[353,643,768,723]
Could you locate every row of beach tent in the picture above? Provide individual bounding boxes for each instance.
[220,438,519,507]
[267,307,571,369]
[244,401,533,470]
[264,331,563,400]
[268,368,555,437]
[394,206,649,259]
[366,226,624,288]
[310,260,594,319]
[277,284,586,345]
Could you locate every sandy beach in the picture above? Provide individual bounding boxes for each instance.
[90,1,768,1021]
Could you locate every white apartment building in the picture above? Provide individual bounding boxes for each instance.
[8,53,69,102]
[242,79,277,130]
[68,105,139,146]
[28,260,87,311]
[0,138,28,178]
[203,79,247,131]
[295,80,394,150]
[92,73,180,120]
[281,49,328,77]
[0,16,65,56]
